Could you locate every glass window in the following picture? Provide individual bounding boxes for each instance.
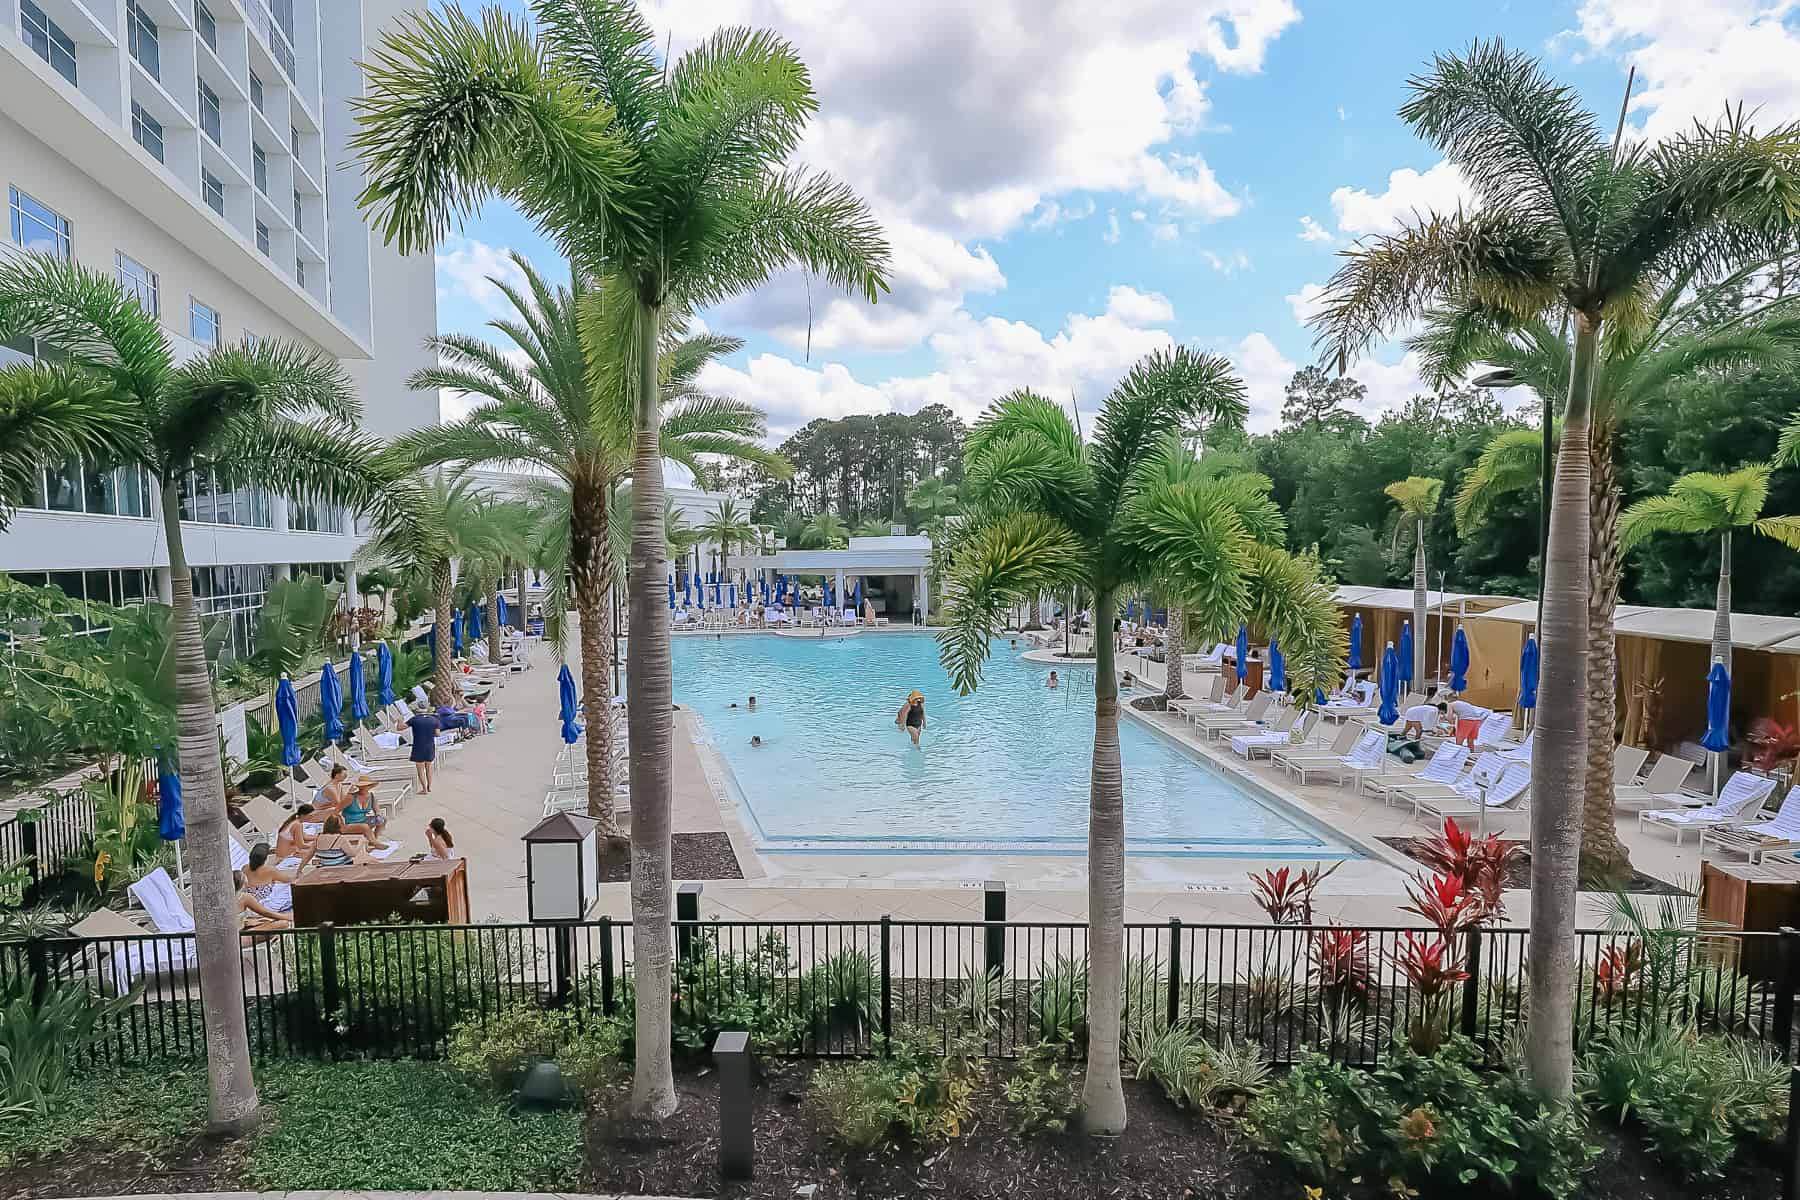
[290,124,300,158]
[115,252,159,317]
[131,100,164,163]
[270,0,294,39]
[8,187,70,259]
[0,334,33,368]
[20,1,77,86]
[249,71,263,112]
[43,460,82,512]
[292,189,302,231]
[295,257,305,288]
[252,143,266,194]
[202,168,224,216]
[189,298,221,347]
[255,220,269,255]
[194,0,216,51]
[126,0,159,80]
[198,77,220,144]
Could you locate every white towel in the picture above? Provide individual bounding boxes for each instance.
[369,842,402,861]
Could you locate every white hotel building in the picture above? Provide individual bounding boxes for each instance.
[0,0,437,653]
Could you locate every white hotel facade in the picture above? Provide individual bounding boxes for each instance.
[0,0,437,653]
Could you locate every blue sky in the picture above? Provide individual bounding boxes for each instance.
[431,1,1800,438]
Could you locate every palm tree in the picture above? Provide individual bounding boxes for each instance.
[852,518,892,538]
[362,473,491,709]
[0,363,131,528]
[1429,274,1800,875]
[774,510,810,550]
[939,347,1345,1134]
[803,510,849,549]
[698,498,754,587]
[1620,464,1800,724]
[477,497,540,662]
[354,3,889,1118]
[1307,39,1800,1099]
[391,257,778,834]
[1384,477,1443,686]
[906,475,959,527]
[0,253,387,1132]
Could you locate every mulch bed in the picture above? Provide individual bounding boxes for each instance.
[600,831,745,883]
[1379,835,1686,895]
[1,1136,248,1200]
[1584,1121,1782,1200]
[584,1063,1276,1200]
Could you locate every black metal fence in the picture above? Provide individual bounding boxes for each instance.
[0,786,97,899]
[0,914,1788,1069]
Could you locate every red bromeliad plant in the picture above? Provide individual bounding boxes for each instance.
[1249,861,1342,925]
[1593,940,1646,1003]
[1748,718,1800,775]
[1310,926,1373,1012]
[1411,817,1521,924]
[1393,932,1470,1054]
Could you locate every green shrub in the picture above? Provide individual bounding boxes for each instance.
[556,1018,629,1092]
[952,964,1013,1033]
[674,931,811,1054]
[446,1006,629,1096]
[807,947,879,1037]
[1248,1040,1596,1200]
[1031,955,1087,1043]
[807,1028,980,1149]
[1578,1023,1785,1178]
[1004,1040,1079,1134]
[0,976,137,1118]
[1126,1023,1268,1110]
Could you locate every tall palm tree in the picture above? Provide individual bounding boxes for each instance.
[353,3,889,1118]
[1620,462,1800,688]
[906,475,959,526]
[362,473,491,708]
[1384,476,1443,686]
[1429,274,1800,874]
[939,347,1345,1134]
[391,256,779,834]
[478,497,540,662]
[1308,39,1800,1099]
[803,510,849,549]
[0,363,131,528]
[0,253,387,1132]
[775,510,811,550]
[698,498,754,586]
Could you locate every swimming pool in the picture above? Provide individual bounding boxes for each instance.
[673,631,1358,858]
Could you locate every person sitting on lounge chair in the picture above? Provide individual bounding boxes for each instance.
[234,869,292,930]
[240,842,297,914]
[274,805,318,866]
[311,816,375,867]
[321,764,390,847]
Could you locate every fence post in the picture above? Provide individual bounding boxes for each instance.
[552,924,574,1007]
[1166,918,1183,1030]
[677,882,703,964]
[18,818,38,890]
[1775,927,1799,1059]
[880,915,892,1051]
[714,1031,754,1181]
[24,936,48,1005]
[317,921,339,1056]
[1460,927,1483,1041]
[983,881,1005,977]
[598,915,616,1017]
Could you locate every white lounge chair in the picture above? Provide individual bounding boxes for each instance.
[1638,772,1778,846]
[1615,754,1696,810]
[1364,744,1471,805]
[1230,709,1311,758]
[1194,692,1274,737]
[1613,745,1649,784]
[1471,711,1519,749]
[1315,730,1389,787]
[1702,798,1800,863]
[1412,761,1533,828]
[1273,721,1361,776]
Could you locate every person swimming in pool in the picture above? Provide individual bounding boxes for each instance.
[750,735,763,748]
[1047,670,1059,689]
[895,690,927,746]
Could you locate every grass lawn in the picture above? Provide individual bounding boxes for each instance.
[0,1058,583,1193]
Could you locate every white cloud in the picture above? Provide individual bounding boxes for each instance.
[1329,160,1473,237]
[641,0,1298,239]
[435,235,529,318]
[1569,1,1800,142]
[1131,210,1148,222]
[1201,249,1250,273]
[1336,105,1348,121]
[1230,333,1428,433]
[1103,210,1123,244]
[1152,222,1182,243]
[1028,197,1097,231]
[436,347,531,425]
[1297,215,1334,243]
[1104,285,1175,325]
[1284,281,1327,325]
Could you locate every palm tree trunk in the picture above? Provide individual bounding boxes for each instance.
[1525,313,1596,1102]
[1412,519,1427,686]
[570,481,619,839]
[1580,428,1629,879]
[1163,606,1185,701]
[1710,529,1734,794]
[1081,583,1128,1134]
[160,481,258,1132]
[626,293,676,1121]
[485,588,501,666]
[431,563,456,706]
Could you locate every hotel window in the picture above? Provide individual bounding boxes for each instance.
[115,252,159,317]
[192,563,272,658]
[294,257,305,288]
[131,101,164,163]
[194,0,216,51]
[20,1,77,86]
[189,297,221,348]
[249,71,263,112]
[19,460,153,519]
[255,220,269,255]
[290,124,300,158]
[9,187,70,259]
[198,76,221,144]
[126,0,159,80]
[178,463,272,529]
[252,143,267,193]
[289,492,345,534]
[292,189,302,232]
[202,167,224,216]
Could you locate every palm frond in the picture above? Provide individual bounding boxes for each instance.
[1384,476,1445,519]
[937,511,1085,694]
[218,415,392,516]
[1090,346,1247,519]
[0,253,173,405]
[1114,479,1256,625]
[1454,427,1547,534]
[0,362,138,529]
[531,0,663,153]
[1243,544,1349,702]
[1754,515,1800,552]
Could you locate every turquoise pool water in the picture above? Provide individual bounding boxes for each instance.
[672,632,1354,857]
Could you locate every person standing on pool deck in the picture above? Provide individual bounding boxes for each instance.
[406,707,442,795]
[895,690,926,746]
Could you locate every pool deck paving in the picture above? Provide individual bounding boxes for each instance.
[434,624,1711,931]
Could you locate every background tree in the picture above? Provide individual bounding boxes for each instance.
[352,0,890,1120]
[0,253,387,1132]
[1308,39,1800,1099]
[698,498,754,583]
[1384,476,1444,685]
[1280,363,1367,428]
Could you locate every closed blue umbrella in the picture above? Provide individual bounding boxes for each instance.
[451,607,463,655]
[1702,661,1731,753]
[852,578,862,609]
[348,649,369,722]
[427,625,436,664]
[1449,625,1470,692]
[319,661,344,744]
[274,674,302,769]
[729,580,737,608]
[668,573,676,609]
[156,753,184,842]
[712,575,722,605]
[557,663,581,745]
[1397,621,1413,687]
[1518,637,1539,712]
[683,574,693,606]
[1348,613,1363,672]
[377,640,396,706]
[1378,642,1400,726]
[1126,599,1137,622]
[497,592,511,628]
[762,576,770,604]
[1235,624,1250,681]
[1267,637,1286,692]
[467,601,483,642]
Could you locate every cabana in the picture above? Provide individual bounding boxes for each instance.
[1333,587,1527,708]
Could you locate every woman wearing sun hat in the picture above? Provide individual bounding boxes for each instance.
[895,689,927,746]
